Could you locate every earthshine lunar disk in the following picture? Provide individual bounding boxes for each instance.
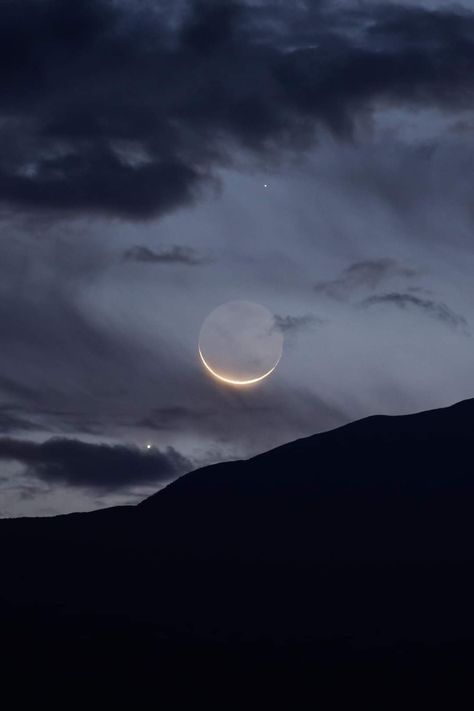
[198,301,283,386]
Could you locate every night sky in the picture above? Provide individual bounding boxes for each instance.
[1,0,474,516]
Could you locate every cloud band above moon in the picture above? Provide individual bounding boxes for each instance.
[2,0,474,219]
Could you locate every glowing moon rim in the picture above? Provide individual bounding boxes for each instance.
[198,346,280,386]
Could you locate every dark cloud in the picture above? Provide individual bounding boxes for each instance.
[0,437,192,491]
[314,259,418,299]
[1,1,474,218]
[359,292,469,332]
[274,314,323,333]
[122,245,211,265]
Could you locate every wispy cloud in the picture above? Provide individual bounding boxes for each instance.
[123,245,212,266]
[314,259,418,299]
[273,314,324,333]
[359,292,469,332]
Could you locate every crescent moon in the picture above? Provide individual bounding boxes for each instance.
[198,346,280,386]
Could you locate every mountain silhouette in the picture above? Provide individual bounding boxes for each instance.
[3,399,474,703]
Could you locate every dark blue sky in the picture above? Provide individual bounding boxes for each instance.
[1,0,474,515]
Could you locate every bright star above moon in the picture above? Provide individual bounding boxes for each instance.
[198,301,283,387]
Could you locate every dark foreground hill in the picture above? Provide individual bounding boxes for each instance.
[3,399,474,704]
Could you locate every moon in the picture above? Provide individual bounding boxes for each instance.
[198,301,283,386]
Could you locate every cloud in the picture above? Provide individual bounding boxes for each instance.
[314,258,418,299]
[122,245,211,266]
[314,259,468,332]
[359,292,469,332]
[273,314,323,333]
[1,1,474,218]
[0,407,41,434]
[0,437,192,491]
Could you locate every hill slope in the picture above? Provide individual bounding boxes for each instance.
[2,399,474,699]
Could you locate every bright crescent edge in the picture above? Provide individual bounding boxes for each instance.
[198,346,280,386]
